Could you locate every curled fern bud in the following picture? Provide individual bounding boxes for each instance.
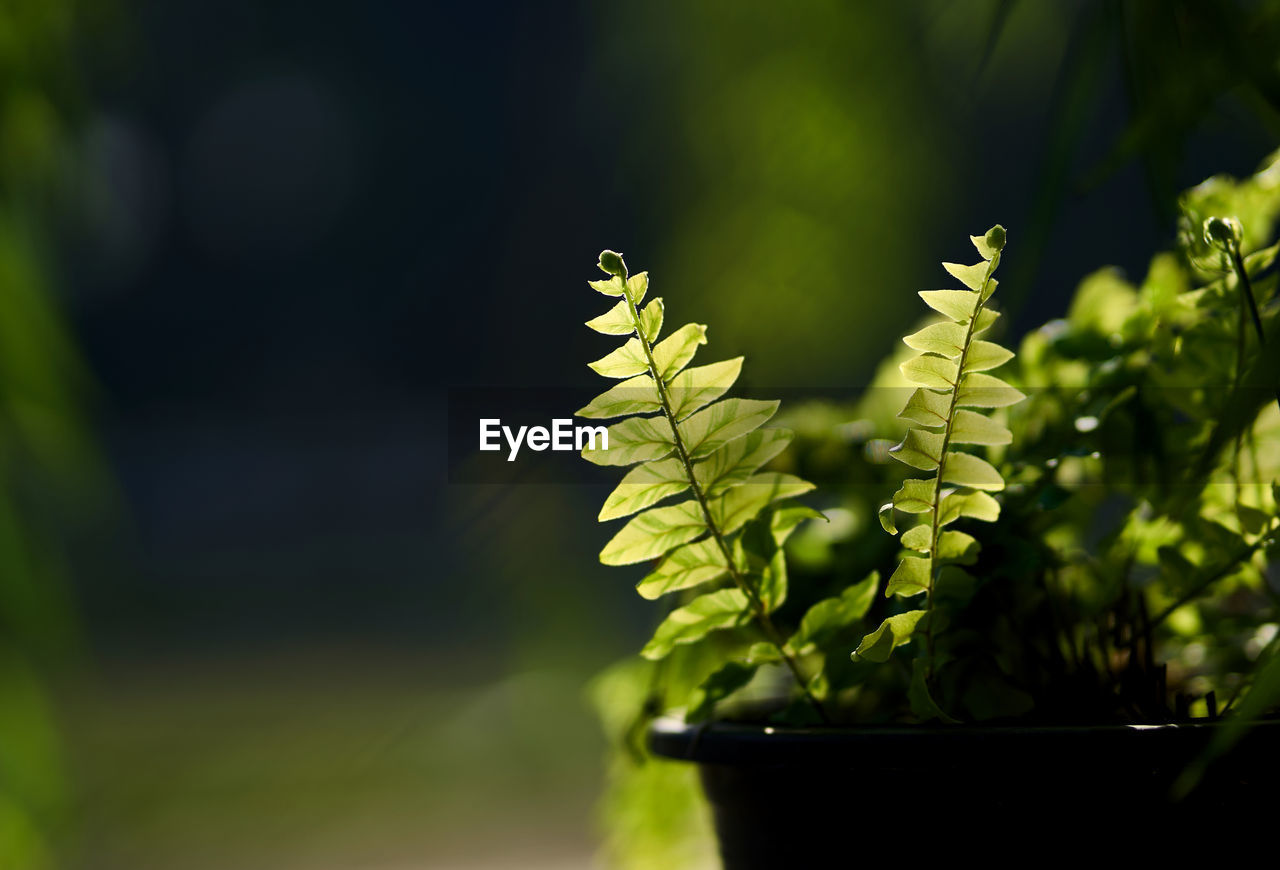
[597,250,628,278]
[1203,216,1242,250]
[984,225,1007,253]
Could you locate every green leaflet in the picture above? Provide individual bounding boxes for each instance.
[581,414,673,466]
[789,572,879,654]
[899,388,949,427]
[640,589,750,660]
[900,354,958,389]
[853,610,927,662]
[577,373,660,419]
[636,537,727,599]
[886,556,929,597]
[955,372,1026,408]
[950,409,1011,445]
[667,357,743,419]
[711,472,814,535]
[598,457,688,521]
[588,338,649,378]
[600,500,706,566]
[694,427,794,495]
[903,322,968,358]
[651,323,708,381]
[890,428,943,470]
[581,251,820,711]
[869,226,1022,670]
[680,398,780,459]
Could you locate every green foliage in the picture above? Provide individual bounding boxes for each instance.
[857,226,1022,717]
[580,249,823,720]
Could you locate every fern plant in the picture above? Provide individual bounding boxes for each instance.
[859,225,1025,718]
[578,250,826,719]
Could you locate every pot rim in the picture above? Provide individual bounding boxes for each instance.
[649,714,1280,768]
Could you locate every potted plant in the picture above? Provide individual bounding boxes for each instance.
[580,153,1280,867]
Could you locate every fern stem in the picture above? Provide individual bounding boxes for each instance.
[924,256,1001,680]
[614,262,830,724]
[1226,239,1280,415]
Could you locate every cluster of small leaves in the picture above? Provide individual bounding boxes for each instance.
[579,250,829,717]
[853,226,1024,719]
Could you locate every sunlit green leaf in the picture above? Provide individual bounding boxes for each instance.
[853,610,926,662]
[695,428,793,495]
[651,323,707,381]
[901,354,958,389]
[901,523,932,552]
[962,340,1014,373]
[639,297,664,341]
[950,409,1012,445]
[589,275,626,297]
[903,322,967,358]
[576,373,659,419]
[712,472,814,535]
[636,538,727,599]
[581,414,673,466]
[640,589,750,660]
[899,388,950,427]
[938,489,1000,525]
[589,337,649,378]
[667,357,743,419]
[956,372,1026,408]
[599,458,689,521]
[585,298,635,335]
[918,289,978,322]
[943,260,988,292]
[886,556,930,597]
[890,428,943,471]
[893,478,936,513]
[937,529,979,564]
[625,271,649,305]
[942,452,1005,491]
[681,399,779,460]
[601,500,706,566]
[878,501,897,534]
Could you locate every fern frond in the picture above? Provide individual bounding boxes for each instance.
[578,250,826,720]
[857,226,1024,713]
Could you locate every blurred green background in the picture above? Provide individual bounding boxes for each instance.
[1,0,1277,867]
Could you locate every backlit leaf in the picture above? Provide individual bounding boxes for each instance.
[892,478,936,513]
[950,409,1012,445]
[942,452,1005,491]
[901,523,932,552]
[790,572,879,653]
[695,428,794,495]
[598,458,688,521]
[853,610,926,662]
[943,260,988,291]
[919,289,979,322]
[636,538,727,599]
[588,337,649,378]
[938,490,1001,525]
[681,399,779,460]
[890,428,943,471]
[581,414,673,466]
[962,340,1014,373]
[903,322,967,358]
[899,388,950,427]
[901,354,959,389]
[639,297,663,341]
[576,373,660,419]
[886,556,929,597]
[652,323,707,381]
[585,298,635,335]
[711,472,814,535]
[640,589,750,660]
[956,372,1026,408]
[601,500,705,565]
[667,357,744,419]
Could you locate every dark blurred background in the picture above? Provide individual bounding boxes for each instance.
[1,1,1276,867]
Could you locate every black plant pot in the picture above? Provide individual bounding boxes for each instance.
[650,716,1280,867]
